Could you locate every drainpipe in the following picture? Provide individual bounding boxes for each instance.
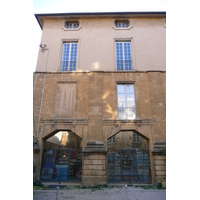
[36,44,49,138]
[33,44,49,181]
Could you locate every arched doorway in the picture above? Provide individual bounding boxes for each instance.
[107,130,151,183]
[40,131,82,182]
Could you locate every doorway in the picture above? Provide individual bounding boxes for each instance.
[40,131,82,182]
[107,131,151,183]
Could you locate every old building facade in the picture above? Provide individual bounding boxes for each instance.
[33,12,166,186]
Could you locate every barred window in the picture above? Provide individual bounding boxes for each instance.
[65,21,79,29]
[115,20,129,28]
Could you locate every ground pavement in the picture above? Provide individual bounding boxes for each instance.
[33,186,166,200]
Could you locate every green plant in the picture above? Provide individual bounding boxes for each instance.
[156,182,164,189]
[33,181,44,190]
[135,185,156,190]
[33,186,43,190]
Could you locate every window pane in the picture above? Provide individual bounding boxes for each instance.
[61,43,77,71]
[117,84,136,119]
[116,42,132,70]
[65,21,79,29]
[115,20,129,28]
[126,85,133,93]
[117,85,125,93]
[118,96,126,107]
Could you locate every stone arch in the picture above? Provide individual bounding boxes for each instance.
[107,126,152,184]
[40,128,83,182]
[42,128,83,141]
[107,126,150,141]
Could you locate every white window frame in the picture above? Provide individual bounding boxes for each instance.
[117,84,136,120]
[61,42,78,71]
[115,41,132,70]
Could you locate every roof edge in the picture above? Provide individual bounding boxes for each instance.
[35,11,166,30]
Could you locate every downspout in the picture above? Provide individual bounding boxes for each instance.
[34,45,49,181]
[36,45,49,138]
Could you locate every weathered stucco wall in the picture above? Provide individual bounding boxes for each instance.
[36,17,166,72]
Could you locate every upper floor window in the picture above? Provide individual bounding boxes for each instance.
[61,43,78,71]
[117,84,136,120]
[65,21,79,29]
[116,42,132,70]
[115,20,129,28]
[113,19,132,30]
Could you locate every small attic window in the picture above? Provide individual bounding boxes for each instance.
[115,20,130,28]
[65,21,79,29]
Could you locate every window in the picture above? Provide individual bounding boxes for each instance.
[61,43,78,71]
[117,84,136,120]
[108,135,115,143]
[115,20,129,28]
[133,132,140,142]
[116,42,132,70]
[112,19,132,30]
[65,21,79,29]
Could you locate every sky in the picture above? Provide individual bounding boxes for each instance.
[33,0,166,13]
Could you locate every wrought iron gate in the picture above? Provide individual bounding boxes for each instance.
[108,148,151,183]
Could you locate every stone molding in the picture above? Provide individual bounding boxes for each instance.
[152,140,166,154]
[83,141,107,153]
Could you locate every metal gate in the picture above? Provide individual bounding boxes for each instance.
[108,148,151,183]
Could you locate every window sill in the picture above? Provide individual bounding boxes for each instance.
[102,119,154,124]
[62,27,81,31]
[112,26,132,30]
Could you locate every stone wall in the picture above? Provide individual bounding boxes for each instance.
[82,141,107,186]
[152,141,166,185]
[33,71,166,185]
[154,155,166,183]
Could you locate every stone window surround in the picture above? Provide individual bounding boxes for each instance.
[116,82,137,120]
[62,19,82,31]
[62,18,132,31]
[112,19,133,30]
[114,80,138,121]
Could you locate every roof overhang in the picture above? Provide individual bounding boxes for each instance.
[35,11,166,30]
